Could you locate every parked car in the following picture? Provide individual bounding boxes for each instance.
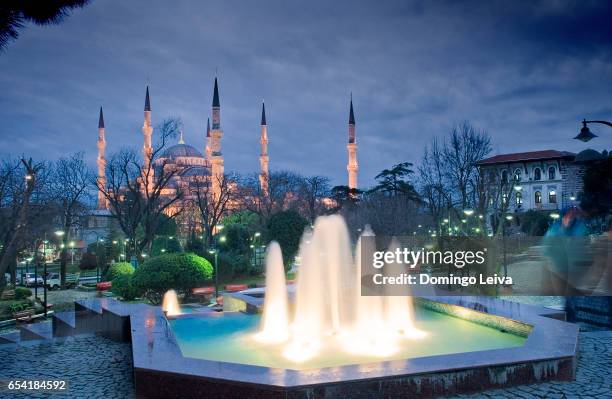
[18,273,43,287]
[45,272,80,290]
[46,273,61,290]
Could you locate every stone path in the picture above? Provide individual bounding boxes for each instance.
[0,335,134,398]
[0,330,609,398]
[445,330,612,398]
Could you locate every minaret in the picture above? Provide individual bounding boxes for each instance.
[96,107,108,210]
[347,95,358,190]
[210,77,224,198]
[205,118,212,160]
[142,86,153,168]
[141,86,154,191]
[259,102,269,195]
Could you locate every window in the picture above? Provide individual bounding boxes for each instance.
[488,171,496,184]
[535,191,542,204]
[549,190,557,204]
[548,167,556,180]
[515,191,523,205]
[533,168,541,181]
[501,170,508,183]
[513,169,522,182]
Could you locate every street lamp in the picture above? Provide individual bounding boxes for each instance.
[42,239,49,317]
[208,248,219,299]
[574,119,612,142]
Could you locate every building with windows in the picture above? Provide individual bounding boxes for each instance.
[477,150,582,216]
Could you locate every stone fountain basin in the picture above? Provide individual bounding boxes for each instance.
[131,294,578,399]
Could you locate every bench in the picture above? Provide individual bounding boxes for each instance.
[224,284,248,293]
[96,281,112,291]
[13,308,34,322]
[1,289,15,300]
[192,286,215,296]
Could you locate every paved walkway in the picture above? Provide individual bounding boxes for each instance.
[0,335,133,398]
[445,330,612,398]
[0,330,609,398]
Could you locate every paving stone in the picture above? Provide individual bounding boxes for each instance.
[444,331,612,398]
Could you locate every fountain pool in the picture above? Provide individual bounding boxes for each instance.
[128,214,579,398]
[169,307,525,370]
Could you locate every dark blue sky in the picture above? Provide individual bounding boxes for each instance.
[0,0,611,186]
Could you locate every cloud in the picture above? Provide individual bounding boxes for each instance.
[0,0,611,187]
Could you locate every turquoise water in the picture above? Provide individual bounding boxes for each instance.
[170,308,526,370]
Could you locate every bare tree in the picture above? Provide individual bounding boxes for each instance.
[240,171,303,224]
[442,121,492,210]
[191,173,236,249]
[297,176,331,224]
[0,158,46,290]
[51,152,92,288]
[419,138,451,235]
[96,118,185,258]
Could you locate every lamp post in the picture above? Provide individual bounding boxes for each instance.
[42,238,49,317]
[574,119,612,142]
[208,248,219,299]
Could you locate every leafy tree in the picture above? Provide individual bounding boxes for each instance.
[0,0,91,51]
[330,185,361,211]
[105,262,134,282]
[581,156,612,218]
[150,236,182,256]
[266,210,308,269]
[370,162,420,199]
[184,233,205,256]
[221,210,261,234]
[156,214,178,237]
[132,253,213,304]
[78,253,97,270]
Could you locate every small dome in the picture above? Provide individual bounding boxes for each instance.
[161,144,204,159]
[574,149,602,163]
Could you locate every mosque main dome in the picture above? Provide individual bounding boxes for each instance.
[161,143,204,159]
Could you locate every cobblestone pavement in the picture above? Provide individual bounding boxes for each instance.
[0,330,609,398]
[0,335,134,398]
[445,330,612,399]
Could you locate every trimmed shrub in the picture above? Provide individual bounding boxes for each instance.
[111,274,139,301]
[132,253,213,304]
[79,253,98,270]
[14,287,32,300]
[105,262,135,282]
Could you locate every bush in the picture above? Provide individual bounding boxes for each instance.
[111,274,139,301]
[105,262,135,282]
[14,287,32,300]
[79,253,98,270]
[132,253,213,304]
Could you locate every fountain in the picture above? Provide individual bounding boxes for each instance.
[258,215,424,362]
[131,213,579,398]
[162,289,181,317]
[253,241,289,344]
[167,215,531,371]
